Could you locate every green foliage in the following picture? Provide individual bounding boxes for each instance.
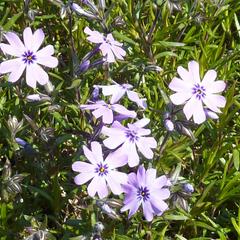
[0,0,240,239]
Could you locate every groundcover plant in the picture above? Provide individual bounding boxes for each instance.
[0,0,240,239]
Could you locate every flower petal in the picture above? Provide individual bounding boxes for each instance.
[142,201,154,221]
[136,138,155,159]
[183,96,197,120]
[8,64,26,83]
[137,165,146,186]
[36,45,54,57]
[0,58,23,74]
[91,141,104,163]
[121,197,141,218]
[126,142,140,167]
[32,29,45,52]
[112,104,136,118]
[96,177,109,199]
[103,135,125,149]
[206,81,226,94]
[177,66,193,84]
[23,27,33,49]
[202,69,217,85]
[0,43,22,57]
[105,151,128,168]
[192,99,206,124]
[170,92,192,105]
[74,172,95,185]
[4,32,25,52]
[36,56,58,68]
[106,172,127,195]
[133,118,150,128]
[72,161,95,173]
[84,27,104,43]
[83,145,97,164]
[169,77,192,92]
[188,60,200,83]
[146,168,157,187]
[203,94,226,110]
[26,64,49,88]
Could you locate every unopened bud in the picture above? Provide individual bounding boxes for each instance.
[204,109,219,120]
[164,119,174,131]
[91,85,100,101]
[98,0,106,11]
[15,138,28,147]
[182,183,194,193]
[78,60,90,73]
[44,81,55,94]
[71,3,97,19]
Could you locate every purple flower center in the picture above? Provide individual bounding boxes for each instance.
[137,186,150,201]
[192,83,206,100]
[95,163,109,177]
[22,50,36,65]
[125,130,139,142]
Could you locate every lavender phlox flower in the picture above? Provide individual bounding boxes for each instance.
[169,60,226,124]
[121,165,170,221]
[98,82,147,109]
[0,27,58,88]
[80,100,136,124]
[102,118,157,167]
[84,27,126,63]
[72,141,128,199]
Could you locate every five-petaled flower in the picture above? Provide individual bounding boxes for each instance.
[102,118,157,167]
[72,141,128,199]
[0,27,58,88]
[80,100,136,124]
[121,165,170,221]
[84,27,126,63]
[98,82,147,109]
[169,60,226,124]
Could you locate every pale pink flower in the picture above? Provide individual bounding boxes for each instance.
[0,27,58,88]
[169,61,226,124]
[84,27,126,63]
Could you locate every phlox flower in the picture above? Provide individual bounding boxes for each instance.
[98,83,147,109]
[0,27,58,88]
[80,100,136,124]
[72,141,128,199]
[169,61,226,124]
[102,118,157,167]
[84,27,126,63]
[121,165,170,221]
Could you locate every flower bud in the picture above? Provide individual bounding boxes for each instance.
[78,60,90,74]
[164,119,174,131]
[204,109,219,120]
[7,116,23,138]
[145,64,163,73]
[98,0,106,11]
[91,85,100,101]
[44,81,55,94]
[15,138,28,147]
[93,222,104,233]
[182,183,194,193]
[71,2,97,19]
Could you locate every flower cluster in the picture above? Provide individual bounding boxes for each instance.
[0,21,227,226]
[72,80,170,221]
